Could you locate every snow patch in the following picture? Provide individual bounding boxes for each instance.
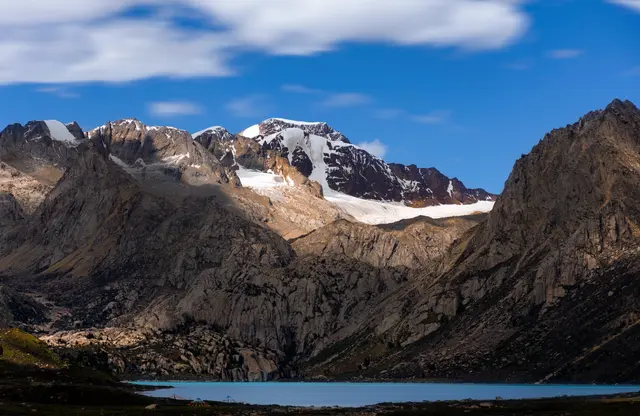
[162,153,190,164]
[108,154,130,168]
[258,128,360,192]
[325,191,494,225]
[240,124,260,139]
[271,118,325,126]
[44,120,78,146]
[236,167,291,189]
[447,180,454,197]
[192,125,225,139]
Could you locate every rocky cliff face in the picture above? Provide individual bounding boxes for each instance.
[0,120,85,183]
[309,99,640,383]
[292,215,486,269]
[88,119,240,187]
[0,141,407,366]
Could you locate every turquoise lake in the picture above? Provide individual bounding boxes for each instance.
[132,381,640,407]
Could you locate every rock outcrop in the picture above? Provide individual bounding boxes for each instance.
[88,119,240,187]
[43,327,286,381]
[292,215,486,269]
[0,120,85,184]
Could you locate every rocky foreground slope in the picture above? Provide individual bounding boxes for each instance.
[1,100,639,384]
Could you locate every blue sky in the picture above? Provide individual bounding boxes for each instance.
[0,0,639,193]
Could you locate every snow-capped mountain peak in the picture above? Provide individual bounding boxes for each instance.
[194,117,496,219]
[240,118,350,143]
[192,125,230,139]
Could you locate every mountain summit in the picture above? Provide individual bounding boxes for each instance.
[197,117,496,207]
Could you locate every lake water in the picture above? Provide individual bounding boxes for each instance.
[132,381,640,407]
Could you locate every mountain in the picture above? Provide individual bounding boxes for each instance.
[3,100,638,384]
[311,99,640,383]
[197,118,496,207]
[87,118,239,188]
[0,120,85,182]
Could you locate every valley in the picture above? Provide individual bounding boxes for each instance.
[1,99,640,391]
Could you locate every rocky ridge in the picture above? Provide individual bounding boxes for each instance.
[88,118,240,187]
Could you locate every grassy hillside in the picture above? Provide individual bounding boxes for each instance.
[0,328,63,368]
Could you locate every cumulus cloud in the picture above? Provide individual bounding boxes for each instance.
[547,49,583,59]
[148,101,203,117]
[356,139,387,159]
[609,0,640,12]
[0,0,530,85]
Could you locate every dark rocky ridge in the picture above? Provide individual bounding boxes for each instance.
[308,99,640,383]
[0,120,85,183]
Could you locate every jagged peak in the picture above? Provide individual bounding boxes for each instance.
[89,119,187,135]
[605,98,638,112]
[242,117,350,143]
[192,125,232,139]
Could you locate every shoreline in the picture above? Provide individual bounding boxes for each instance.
[126,377,639,386]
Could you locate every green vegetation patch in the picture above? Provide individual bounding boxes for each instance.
[0,328,63,368]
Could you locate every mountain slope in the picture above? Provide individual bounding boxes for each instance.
[314,99,640,383]
[292,214,486,269]
[0,141,410,377]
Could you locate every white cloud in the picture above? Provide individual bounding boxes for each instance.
[226,95,271,118]
[148,101,203,117]
[547,49,583,59]
[374,108,404,120]
[410,110,451,124]
[609,0,640,12]
[35,86,79,98]
[356,139,387,159]
[321,93,373,108]
[0,20,232,84]
[281,84,323,94]
[186,0,528,54]
[0,0,530,85]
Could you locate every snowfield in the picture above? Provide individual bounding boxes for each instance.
[240,124,260,138]
[325,191,494,224]
[236,167,292,189]
[236,166,494,224]
[44,120,79,146]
